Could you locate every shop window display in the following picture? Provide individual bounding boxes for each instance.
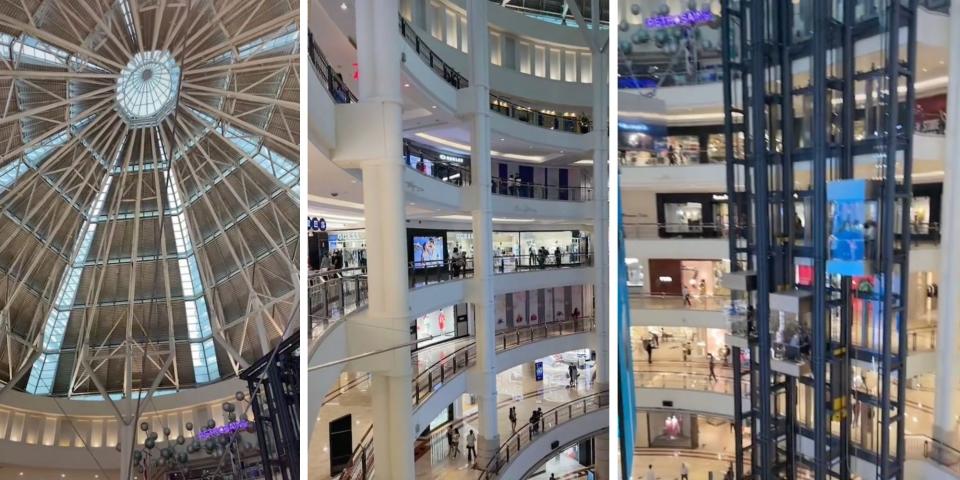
[664,202,704,233]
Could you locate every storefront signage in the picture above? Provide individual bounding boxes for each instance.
[438,153,464,164]
[617,121,651,132]
[712,194,729,201]
[644,10,715,29]
[307,217,326,232]
[535,361,544,381]
[197,420,250,441]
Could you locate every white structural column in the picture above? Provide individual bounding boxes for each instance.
[464,0,499,467]
[588,1,610,477]
[933,2,960,449]
[355,0,415,477]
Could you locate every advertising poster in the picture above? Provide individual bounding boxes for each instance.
[416,306,455,347]
[554,286,567,322]
[512,291,527,328]
[535,361,544,381]
[495,294,507,331]
[412,236,444,268]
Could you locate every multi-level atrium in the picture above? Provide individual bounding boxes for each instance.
[0,1,299,478]
[620,0,959,479]
[308,0,609,478]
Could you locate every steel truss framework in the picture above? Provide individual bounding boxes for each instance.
[721,0,917,478]
[0,0,299,421]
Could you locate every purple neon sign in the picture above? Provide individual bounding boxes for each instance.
[197,420,250,441]
[645,10,715,29]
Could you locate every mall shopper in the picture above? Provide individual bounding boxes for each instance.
[528,246,536,267]
[319,252,330,271]
[554,246,562,267]
[708,354,718,382]
[680,462,689,480]
[724,464,734,480]
[452,428,461,458]
[466,430,477,463]
[452,248,462,278]
[644,338,654,364]
[645,464,656,480]
[446,426,454,457]
[509,406,517,432]
[682,286,692,306]
[538,247,548,269]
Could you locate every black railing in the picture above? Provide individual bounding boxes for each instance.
[491,0,609,24]
[490,176,593,201]
[409,253,593,287]
[478,392,609,479]
[308,268,368,339]
[404,140,471,187]
[398,16,469,88]
[308,31,357,104]
[398,16,592,134]
[490,94,592,133]
[337,425,375,480]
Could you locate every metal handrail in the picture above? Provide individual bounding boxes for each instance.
[308,268,368,340]
[490,176,594,202]
[491,0,609,25]
[411,318,596,407]
[338,425,375,480]
[410,253,593,287]
[629,292,734,312]
[398,16,469,88]
[622,222,733,239]
[398,16,592,134]
[308,31,357,104]
[477,392,609,479]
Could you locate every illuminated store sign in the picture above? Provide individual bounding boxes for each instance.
[197,420,251,441]
[438,153,464,163]
[617,121,651,132]
[644,10,715,29]
[307,217,327,232]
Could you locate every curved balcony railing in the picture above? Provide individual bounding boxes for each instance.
[338,425,374,480]
[490,94,592,134]
[404,140,471,186]
[398,16,592,135]
[619,148,726,167]
[308,31,357,104]
[478,392,609,479]
[410,253,593,288]
[491,175,593,202]
[909,434,960,474]
[309,268,368,340]
[622,222,734,239]
[492,0,609,25]
[629,292,732,312]
[412,317,596,407]
[404,140,594,201]
[632,369,743,397]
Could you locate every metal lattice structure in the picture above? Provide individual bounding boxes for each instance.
[721,0,917,478]
[0,0,300,402]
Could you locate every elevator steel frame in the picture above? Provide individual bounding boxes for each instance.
[721,0,917,478]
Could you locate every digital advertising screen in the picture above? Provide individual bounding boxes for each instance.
[412,235,444,269]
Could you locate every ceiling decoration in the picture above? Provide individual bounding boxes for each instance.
[0,0,300,398]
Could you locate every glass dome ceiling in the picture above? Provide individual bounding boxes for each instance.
[0,0,300,398]
[116,50,181,128]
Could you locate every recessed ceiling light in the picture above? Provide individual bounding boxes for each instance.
[939,60,945,65]
[431,105,437,109]
[340,2,348,10]
[500,138,505,141]
[404,83,410,87]
[922,67,928,72]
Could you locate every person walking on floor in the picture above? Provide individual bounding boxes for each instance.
[645,464,656,480]
[682,285,692,306]
[644,338,654,364]
[466,430,477,464]
[509,406,517,432]
[451,428,461,458]
[554,246,562,267]
[446,426,454,457]
[680,461,689,480]
[708,353,718,382]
